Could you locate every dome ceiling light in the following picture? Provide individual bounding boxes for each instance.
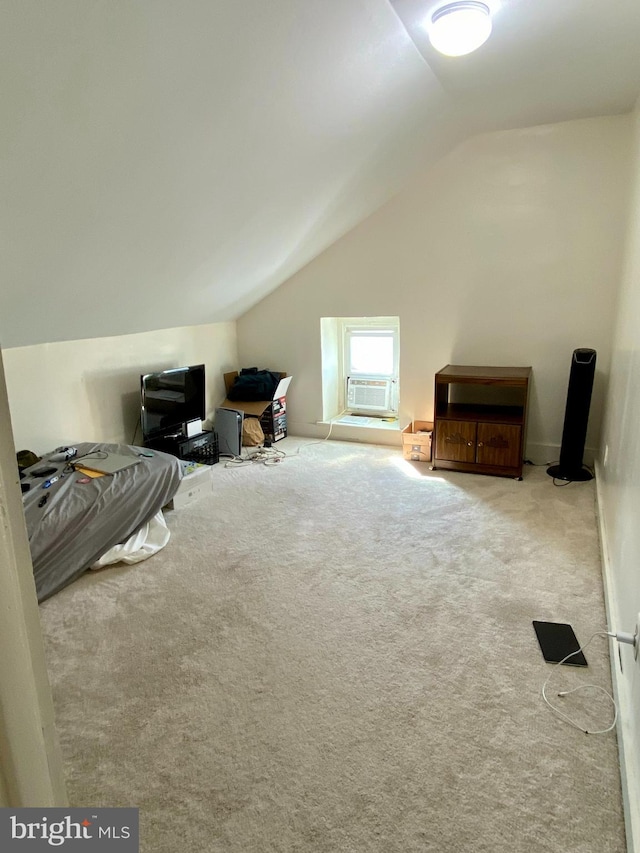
[427,1,493,57]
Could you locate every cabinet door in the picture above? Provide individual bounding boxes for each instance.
[435,420,476,463]
[476,423,521,469]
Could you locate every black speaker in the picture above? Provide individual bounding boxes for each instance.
[547,348,596,482]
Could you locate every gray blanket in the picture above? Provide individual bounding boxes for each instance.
[22,443,182,602]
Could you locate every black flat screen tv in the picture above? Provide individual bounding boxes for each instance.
[141,364,206,440]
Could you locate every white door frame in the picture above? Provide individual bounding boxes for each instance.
[0,346,67,806]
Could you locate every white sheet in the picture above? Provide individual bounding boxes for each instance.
[90,510,170,569]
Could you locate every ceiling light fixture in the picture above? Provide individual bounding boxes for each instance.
[427,1,492,57]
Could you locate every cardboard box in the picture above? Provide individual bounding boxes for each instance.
[261,406,287,442]
[402,420,433,462]
[167,462,213,510]
[222,372,292,442]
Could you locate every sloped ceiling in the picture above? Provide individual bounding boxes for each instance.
[2,0,640,348]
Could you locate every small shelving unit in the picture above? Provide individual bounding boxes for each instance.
[432,365,532,479]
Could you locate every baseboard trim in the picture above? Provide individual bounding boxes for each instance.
[524,442,596,468]
[288,420,402,448]
[594,460,639,853]
[287,434,598,463]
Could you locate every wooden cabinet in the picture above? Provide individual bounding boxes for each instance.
[432,365,531,479]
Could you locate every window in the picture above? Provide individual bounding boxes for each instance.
[345,325,398,377]
[320,317,400,419]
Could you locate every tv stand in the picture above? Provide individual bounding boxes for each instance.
[432,365,531,479]
[145,430,219,464]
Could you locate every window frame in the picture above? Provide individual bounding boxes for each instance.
[340,318,400,414]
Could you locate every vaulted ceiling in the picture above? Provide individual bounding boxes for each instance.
[2,0,640,348]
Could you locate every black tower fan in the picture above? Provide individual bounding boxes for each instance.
[547,348,596,482]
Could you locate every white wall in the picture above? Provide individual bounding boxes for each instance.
[597,99,640,853]
[0,0,457,350]
[237,115,631,460]
[3,322,237,454]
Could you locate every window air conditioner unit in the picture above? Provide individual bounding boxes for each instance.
[347,377,392,413]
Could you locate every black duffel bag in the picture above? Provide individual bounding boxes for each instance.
[227,368,281,401]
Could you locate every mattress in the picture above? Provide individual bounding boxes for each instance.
[21,442,182,601]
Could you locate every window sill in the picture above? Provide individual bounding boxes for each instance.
[325,414,405,432]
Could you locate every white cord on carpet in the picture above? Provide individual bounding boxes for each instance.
[224,447,286,467]
[541,631,617,735]
[286,421,335,456]
[223,422,336,468]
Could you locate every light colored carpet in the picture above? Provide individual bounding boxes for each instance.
[39,438,626,852]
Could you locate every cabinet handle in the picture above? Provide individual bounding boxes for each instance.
[477,442,484,447]
[467,441,474,446]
